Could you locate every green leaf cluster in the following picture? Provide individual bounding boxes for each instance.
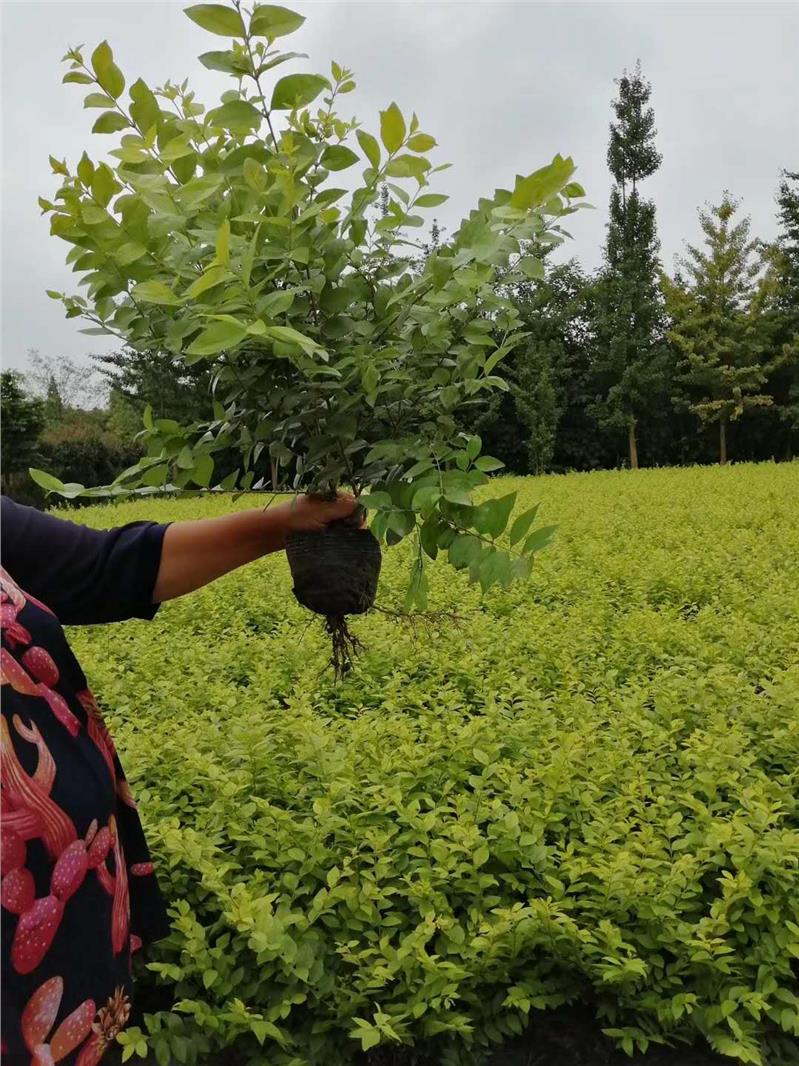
[44,1,587,604]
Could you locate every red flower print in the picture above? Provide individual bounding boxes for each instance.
[1,648,79,735]
[51,841,90,903]
[22,647,60,688]
[1,866,35,914]
[1,648,40,696]
[12,894,66,975]
[86,826,113,870]
[1,716,77,860]
[76,690,117,780]
[21,977,95,1065]
[2,824,27,873]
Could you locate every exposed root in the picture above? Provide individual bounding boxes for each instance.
[325,615,363,679]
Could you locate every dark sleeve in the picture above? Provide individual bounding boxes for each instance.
[0,496,170,625]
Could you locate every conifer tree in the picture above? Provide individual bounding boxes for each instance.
[664,195,775,464]
[591,62,668,469]
[754,172,799,455]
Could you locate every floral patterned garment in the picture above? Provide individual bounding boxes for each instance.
[1,497,171,1065]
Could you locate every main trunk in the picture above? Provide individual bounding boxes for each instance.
[628,421,639,470]
[719,419,728,466]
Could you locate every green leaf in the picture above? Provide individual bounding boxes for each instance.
[258,290,294,316]
[478,549,512,593]
[160,137,195,162]
[81,203,108,225]
[132,280,180,305]
[199,50,244,74]
[419,516,440,558]
[250,5,305,38]
[184,4,245,36]
[360,1029,381,1053]
[465,435,481,461]
[412,486,440,517]
[141,464,168,488]
[380,102,405,153]
[186,264,230,299]
[28,469,67,494]
[474,492,517,539]
[251,1019,285,1046]
[509,154,576,211]
[405,557,429,611]
[385,154,429,180]
[83,92,116,109]
[91,41,125,99]
[523,524,557,553]
[509,504,540,545]
[77,152,94,187]
[129,78,160,134]
[92,111,129,134]
[176,446,194,470]
[519,257,545,280]
[207,100,263,131]
[271,73,328,111]
[356,130,380,168]
[407,133,436,152]
[115,242,147,266]
[449,533,481,570]
[215,218,230,265]
[263,325,324,355]
[474,455,504,472]
[415,193,448,208]
[363,364,379,404]
[320,145,359,171]
[564,181,586,198]
[91,164,117,207]
[191,454,214,488]
[62,71,93,85]
[442,485,472,507]
[362,491,392,511]
[186,319,247,358]
[243,156,267,191]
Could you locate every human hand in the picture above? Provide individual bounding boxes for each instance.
[273,492,364,539]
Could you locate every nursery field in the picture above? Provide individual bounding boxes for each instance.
[66,463,799,1066]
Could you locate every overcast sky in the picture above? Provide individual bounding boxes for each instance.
[2,0,798,374]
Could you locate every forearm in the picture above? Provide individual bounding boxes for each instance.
[152,507,286,603]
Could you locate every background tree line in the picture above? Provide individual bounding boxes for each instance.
[2,63,797,504]
[476,65,798,474]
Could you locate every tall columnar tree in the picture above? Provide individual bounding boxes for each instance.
[663,194,775,465]
[754,171,799,456]
[591,62,668,469]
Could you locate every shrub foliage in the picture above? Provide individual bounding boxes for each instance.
[67,463,799,1066]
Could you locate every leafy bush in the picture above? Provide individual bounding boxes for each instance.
[67,462,799,1066]
[39,410,143,490]
[39,0,586,606]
